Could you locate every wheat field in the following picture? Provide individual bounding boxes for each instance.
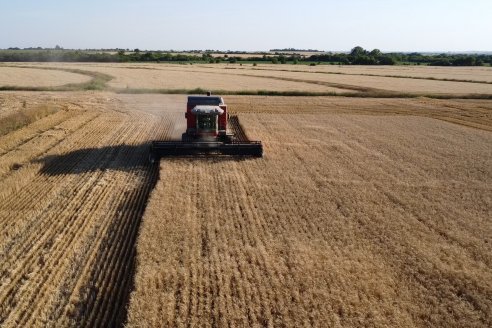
[0,92,177,326]
[237,64,492,82]
[99,67,342,92]
[15,62,492,83]
[126,108,492,327]
[5,63,492,95]
[225,68,492,94]
[4,63,346,93]
[0,64,491,327]
[0,67,90,88]
[225,96,492,131]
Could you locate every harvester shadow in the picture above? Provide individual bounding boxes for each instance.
[34,144,255,176]
[32,143,255,326]
[32,144,156,326]
[33,144,149,176]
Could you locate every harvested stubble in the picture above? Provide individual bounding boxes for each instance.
[127,109,492,327]
[0,92,491,328]
[0,92,179,327]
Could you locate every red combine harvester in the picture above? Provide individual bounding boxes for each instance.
[149,93,263,162]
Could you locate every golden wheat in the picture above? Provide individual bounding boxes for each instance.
[0,67,91,87]
[0,90,491,327]
[0,92,175,326]
[8,62,492,95]
[234,63,492,82]
[127,100,492,327]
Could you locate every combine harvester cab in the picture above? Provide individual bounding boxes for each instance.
[150,93,263,162]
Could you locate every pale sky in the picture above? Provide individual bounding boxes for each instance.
[0,0,491,52]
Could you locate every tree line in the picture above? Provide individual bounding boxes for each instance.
[307,46,492,66]
[0,47,490,66]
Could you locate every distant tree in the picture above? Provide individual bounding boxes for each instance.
[271,57,279,64]
[353,55,377,65]
[452,56,476,66]
[369,49,382,57]
[202,53,212,60]
[431,58,452,66]
[134,48,140,53]
[142,52,154,61]
[379,56,396,65]
[350,46,367,57]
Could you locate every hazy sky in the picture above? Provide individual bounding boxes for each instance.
[1,0,491,51]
